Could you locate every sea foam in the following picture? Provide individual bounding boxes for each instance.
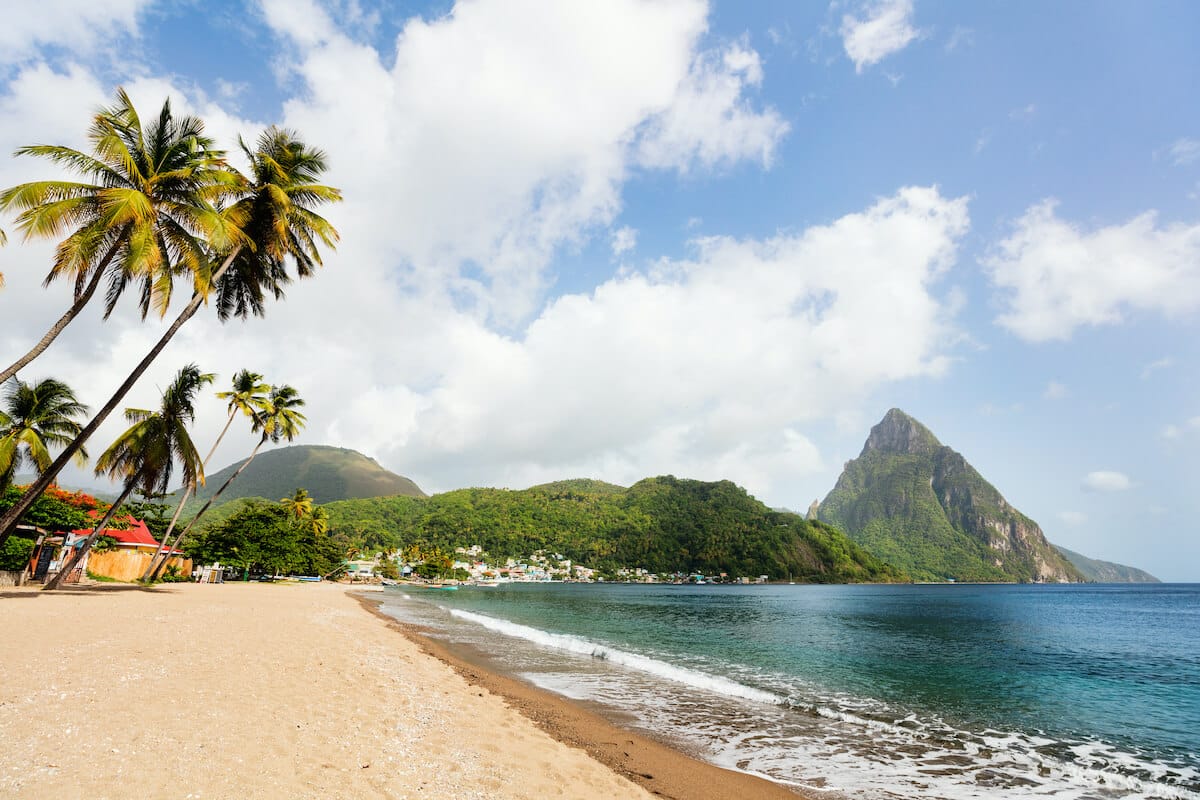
[447,608,783,706]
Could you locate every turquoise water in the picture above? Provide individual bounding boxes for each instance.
[379,583,1200,799]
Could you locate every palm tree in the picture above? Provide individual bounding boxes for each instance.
[0,378,89,490]
[0,89,235,386]
[45,365,210,590]
[0,120,339,547]
[147,384,306,580]
[281,488,313,521]
[140,369,269,580]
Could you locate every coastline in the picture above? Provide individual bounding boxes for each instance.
[352,590,806,800]
[0,582,655,799]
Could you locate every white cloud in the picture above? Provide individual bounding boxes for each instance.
[839,0,919,73]
[634,40,790,173]
[0,0,149,65]
[343,186,970,495]
[0,7,967,511]
[1043,381,1067,400]
[1166,138,1200,166]
[261,0,787,325]
[985,200,1200,341]
[611,226,637,256]
[1082,471,1132,492]
[1057,511,1087,526]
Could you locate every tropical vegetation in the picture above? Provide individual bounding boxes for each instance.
[0,88,341,550]
[321,476,905,582]
[0,377,89,490]
[44,365,211,590]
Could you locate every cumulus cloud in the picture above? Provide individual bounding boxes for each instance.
[985,200,1200,341]
[0,0,149,65]
[634,40,790,172]
[610,226,637,257]
[262,0,788,325]
[0,4,969,511]
[1082,471,1132,492]
[343,186,970,495]
[839,0,919,73]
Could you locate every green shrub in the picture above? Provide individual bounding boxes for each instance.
[0,536,36,572]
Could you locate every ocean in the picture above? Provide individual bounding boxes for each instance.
[377,583,1200,799]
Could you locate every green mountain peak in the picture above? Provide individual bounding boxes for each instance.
[821,409,1083,583]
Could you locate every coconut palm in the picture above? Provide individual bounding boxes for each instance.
[0,378,89,491]
[0,121,339,546]
[45,365,211,591]
[280,488,313,521]
[141,369,269,580]
[147,384,306,580]
[0,90,236,386]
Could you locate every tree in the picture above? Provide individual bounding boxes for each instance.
[185,499,342,580]
[148,384,306,580]
[141,369,268,580]
[0,378,89,491]
[44,365,210,590]
[0,90,234,386]
[0,108,340,547]
[281,488,313,521]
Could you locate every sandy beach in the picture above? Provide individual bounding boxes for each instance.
[0,582,800,799]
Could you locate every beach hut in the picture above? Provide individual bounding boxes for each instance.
[71,515,192,581]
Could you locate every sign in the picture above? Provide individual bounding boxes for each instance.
[32,544,55,581]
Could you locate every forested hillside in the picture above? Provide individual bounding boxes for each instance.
[324,476,905,582]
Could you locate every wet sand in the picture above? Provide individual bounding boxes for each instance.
[0,581,803,799]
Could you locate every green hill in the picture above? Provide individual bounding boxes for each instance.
[179,445,425,513]
[1054,545,1159,583]
[527,478,628,496]
[818,409,1083,583]
[325,475,905,582]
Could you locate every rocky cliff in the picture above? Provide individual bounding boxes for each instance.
[819,409,1083,583]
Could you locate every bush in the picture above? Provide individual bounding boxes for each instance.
[0,536,36,572]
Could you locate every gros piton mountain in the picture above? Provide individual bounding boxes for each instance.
[817,409,1083,583]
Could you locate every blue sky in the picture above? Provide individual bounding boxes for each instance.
[2,1,1198,580]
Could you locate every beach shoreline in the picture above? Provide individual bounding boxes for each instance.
[351,589,806,800]
[0,580,804,799]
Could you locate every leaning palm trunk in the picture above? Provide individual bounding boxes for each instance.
[43,470,141,590]
[140,408,239,580]
[0,248,243,550]
[0,240,122,386]
[148,432,267,580]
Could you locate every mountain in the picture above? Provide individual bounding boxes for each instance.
[1054,545,1160,583]
[818,409,1083,583]
[528,478,628,496]
[180,445,425,511]
[325,475,906,582]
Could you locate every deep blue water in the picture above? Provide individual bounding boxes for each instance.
[379,583,1200,799]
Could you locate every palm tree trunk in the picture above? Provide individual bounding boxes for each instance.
[43,473,140,590]
[0,238,123,386]
[140,408,237,580]
[149,433,267,581]
[0,247,243,550]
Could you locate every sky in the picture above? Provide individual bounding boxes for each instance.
[1,0,1198,580]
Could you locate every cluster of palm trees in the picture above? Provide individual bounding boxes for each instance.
[0,88,341,584]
